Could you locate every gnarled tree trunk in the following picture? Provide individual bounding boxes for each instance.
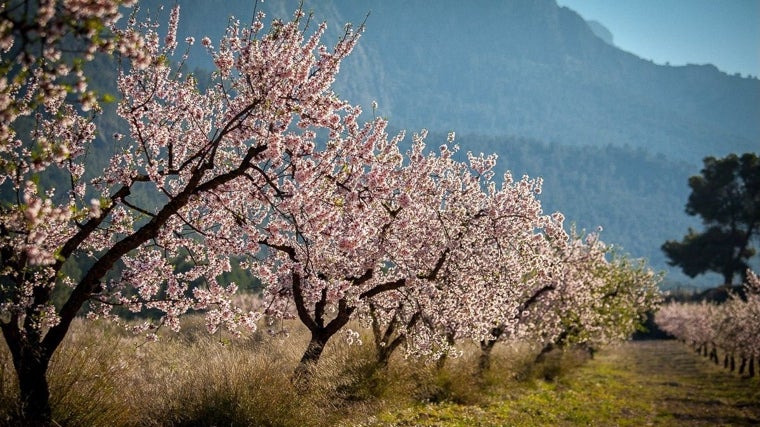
[2,324,53,426]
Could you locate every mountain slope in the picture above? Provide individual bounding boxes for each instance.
[332,0,759,163]
[155,0,758,163]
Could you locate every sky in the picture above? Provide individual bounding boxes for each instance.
[556,0,760,78]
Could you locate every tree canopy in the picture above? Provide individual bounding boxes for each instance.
[662,153,760,285]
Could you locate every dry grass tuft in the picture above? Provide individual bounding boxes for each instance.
[0,316,596,426]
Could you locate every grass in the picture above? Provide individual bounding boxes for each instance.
[0,319,758,426]
[372,340,760,426]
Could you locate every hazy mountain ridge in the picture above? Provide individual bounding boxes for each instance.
[155,0,758,163]
[155,0,758,151]
[586,20,614,46]
[331,0,759,163]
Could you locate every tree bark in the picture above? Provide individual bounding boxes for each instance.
[722,269,734,287]
[16,355,52,426]
[535,342,556,364]
[370,306,420,369]
[749,356,755,378]
[478,339,497,373]
[709,345,719,364]
[2,325,53,426]
[435,332,456,370]
[294,329,331,382]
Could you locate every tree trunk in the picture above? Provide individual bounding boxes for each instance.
[722,269,734,287]
[16,356,52,426]
[435,332,456,370]
[6,343,53,425]
[535,342,555,364]
[478,339,496,373]
[293,330,331,384]
[478,326,505,374]
[709,345,719,364]
[730,354,736,372]
[739,357,747,375]
[2,322,54,426]
[369,305,413,370]
[577,342,595,360]
[749,356,755,378]
[375,335,405,369]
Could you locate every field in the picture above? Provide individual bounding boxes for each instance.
[1,319,758,426]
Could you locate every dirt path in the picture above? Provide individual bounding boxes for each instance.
[599,340,760,426]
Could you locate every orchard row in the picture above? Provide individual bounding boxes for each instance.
[655,271,760,377]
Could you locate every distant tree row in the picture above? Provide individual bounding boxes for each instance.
[655,270,760,377]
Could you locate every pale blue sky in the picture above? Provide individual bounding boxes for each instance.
[557,0,760,78]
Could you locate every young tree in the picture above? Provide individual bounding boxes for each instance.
[662,153,760,286]
[0,2,363,422]
[251,118,414,377]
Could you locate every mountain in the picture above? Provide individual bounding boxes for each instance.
[132,0,760,286]
[163,0,758,163]
[159,0,759,154]
[586,20,614,46]
[334,0,759,165]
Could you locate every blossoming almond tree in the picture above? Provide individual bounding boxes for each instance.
[0,1,365,421]
[522,231,650,360]
[360,136,507,363]
[363,146,568,368]
[249,116,410,376]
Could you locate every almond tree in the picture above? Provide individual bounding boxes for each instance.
[348,142,661,372]
[359,138,518,365]
[367,160,570,369]
[0,2,364,422]
[657,302,726,361]
[249,117,412,376]
[511,230,661,363]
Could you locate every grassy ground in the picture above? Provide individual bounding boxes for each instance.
[1,319,758,426]
[371,340,760,426]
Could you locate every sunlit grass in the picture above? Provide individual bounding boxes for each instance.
[0,319,757,426]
